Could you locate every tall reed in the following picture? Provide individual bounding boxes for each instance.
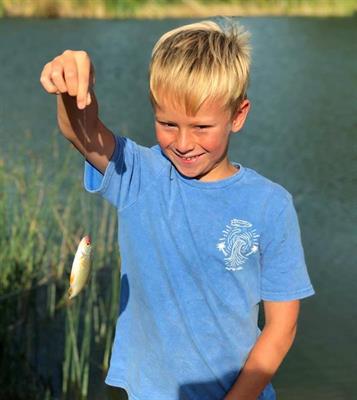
[0,131,121,398]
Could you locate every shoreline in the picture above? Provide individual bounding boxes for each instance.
[1,1,356,19]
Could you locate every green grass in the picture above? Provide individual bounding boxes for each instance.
[0,131,118,294]
[0,132,121,398]
[1,0,356,18]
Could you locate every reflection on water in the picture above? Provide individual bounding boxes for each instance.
[0,17,356,399]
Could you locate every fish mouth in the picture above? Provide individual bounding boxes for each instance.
[84,235,91,245]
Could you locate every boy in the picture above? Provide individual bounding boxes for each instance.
[40,20,315,400]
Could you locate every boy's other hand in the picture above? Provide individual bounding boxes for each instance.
[40,50,95,110]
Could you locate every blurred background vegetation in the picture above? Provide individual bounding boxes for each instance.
[0,0,356,18]
[0,135,121,399]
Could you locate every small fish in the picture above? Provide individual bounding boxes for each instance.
[68,235,92,299]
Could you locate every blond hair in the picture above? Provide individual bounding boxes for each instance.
[149,19,251,117]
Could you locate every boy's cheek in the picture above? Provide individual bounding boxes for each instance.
[203,137,229,154]
[155,127,169,147]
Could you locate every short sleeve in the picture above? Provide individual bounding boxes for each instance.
[260,194,315,301]
[84,135,167,211]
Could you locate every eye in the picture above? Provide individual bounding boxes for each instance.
[196,125,211,130]
[157,120,177,128]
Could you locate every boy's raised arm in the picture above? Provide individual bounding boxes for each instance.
[40,50,115,174]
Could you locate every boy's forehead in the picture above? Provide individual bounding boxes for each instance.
[154,94,228,118]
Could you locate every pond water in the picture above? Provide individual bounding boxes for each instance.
[0,16,356,399]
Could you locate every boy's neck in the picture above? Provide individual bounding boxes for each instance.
[198,160,239,182]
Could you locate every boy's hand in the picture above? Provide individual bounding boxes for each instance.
[40,50,94,110]
[40,50,115,174]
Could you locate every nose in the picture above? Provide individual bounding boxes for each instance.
[174,129,195,154]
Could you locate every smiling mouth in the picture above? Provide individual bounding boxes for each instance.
[180,155,199,161]
[175,153,204,162]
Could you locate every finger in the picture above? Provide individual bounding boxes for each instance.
[75,51,91,109]
[87,64,95,105]
[40,62,59,94]
[62,51,79,97]
[90,63,96,87]
[50,57,68,94]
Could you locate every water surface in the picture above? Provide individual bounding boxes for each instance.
[0,17,356,399]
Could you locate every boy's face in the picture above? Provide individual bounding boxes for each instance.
[154,97,250,181]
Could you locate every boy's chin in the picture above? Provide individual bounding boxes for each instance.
[173,164,206,180]
[165,152,209,180]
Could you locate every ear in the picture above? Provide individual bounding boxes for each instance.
[231,99,251,133]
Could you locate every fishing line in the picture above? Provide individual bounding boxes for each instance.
[65,103,93,302]
[82,105,91,239]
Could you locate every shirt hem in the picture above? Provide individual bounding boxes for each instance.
[261,285,315,301]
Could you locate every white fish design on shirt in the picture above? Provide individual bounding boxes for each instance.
[217,219,259,270]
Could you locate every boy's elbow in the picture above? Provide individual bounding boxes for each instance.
[281,323,298,352]
[263,320,298,353]
[286,323,298,348]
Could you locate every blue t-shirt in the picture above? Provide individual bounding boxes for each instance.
[84,135,315,400]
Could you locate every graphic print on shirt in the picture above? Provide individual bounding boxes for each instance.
[216,219,260,271]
